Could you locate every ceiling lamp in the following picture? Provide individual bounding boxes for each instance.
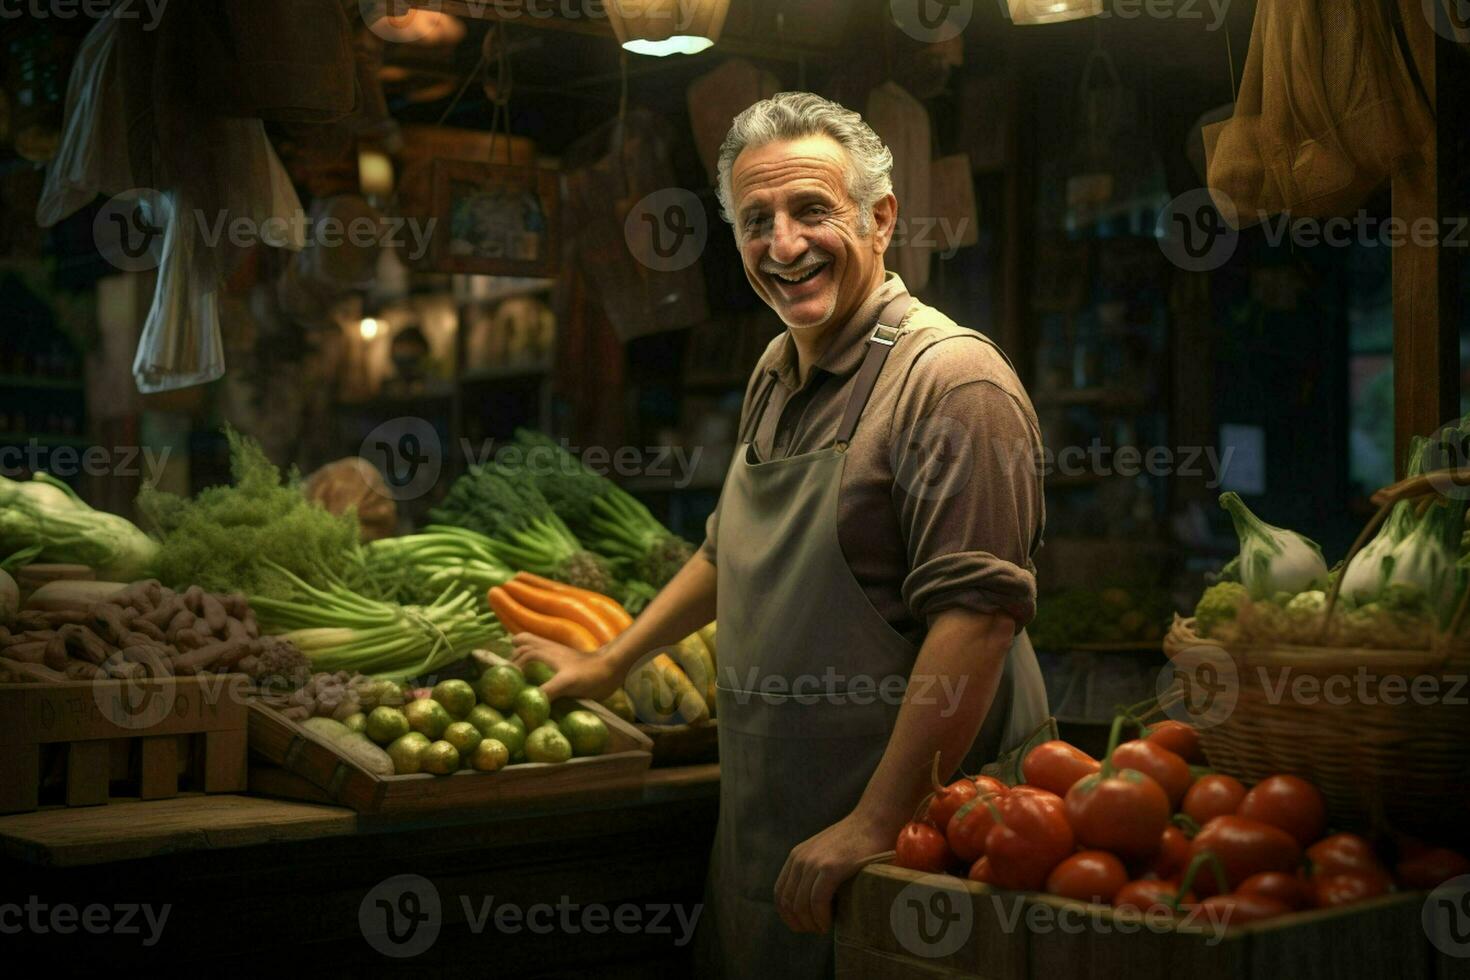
[608,0,730,56]
[1008,0,1103,25]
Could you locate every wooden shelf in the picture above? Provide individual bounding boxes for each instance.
[0,375,83,391]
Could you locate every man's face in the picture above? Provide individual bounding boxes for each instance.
[730,135,894,336]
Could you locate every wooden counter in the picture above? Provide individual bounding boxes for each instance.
[0,764,721,976]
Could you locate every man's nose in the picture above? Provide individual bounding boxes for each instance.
[767,212,806,265]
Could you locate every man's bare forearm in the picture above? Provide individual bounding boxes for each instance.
[851,609,1013,832]
[603,553,718,679]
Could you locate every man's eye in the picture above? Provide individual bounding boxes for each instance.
[804,206,827,218]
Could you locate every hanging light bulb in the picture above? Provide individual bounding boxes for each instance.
[360,317,381,341]
[607,0,731,56]
[1007,0,1103,25]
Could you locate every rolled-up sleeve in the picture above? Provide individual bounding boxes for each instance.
[891,349,1045,628]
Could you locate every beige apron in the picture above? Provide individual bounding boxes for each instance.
[702,292,1048,979]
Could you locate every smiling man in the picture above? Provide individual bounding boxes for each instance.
[515,92,1048,979]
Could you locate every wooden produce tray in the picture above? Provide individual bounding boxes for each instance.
[0,674,250,814]
[247,653,654,815]
[637,719,719,767]
[835,863,1434,980]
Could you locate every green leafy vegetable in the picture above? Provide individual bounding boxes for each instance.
[0,472,157,579]
[355,525,513,605]
[1193,581,1250,640]
[136,427,362,598]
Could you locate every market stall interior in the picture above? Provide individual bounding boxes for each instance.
[2,0,1469,975]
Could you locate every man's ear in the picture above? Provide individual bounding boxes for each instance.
[871,193,898,253]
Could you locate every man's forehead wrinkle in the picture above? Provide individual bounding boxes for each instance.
[733,154,848,199]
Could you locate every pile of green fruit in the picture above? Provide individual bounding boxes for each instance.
[323,660,613,776]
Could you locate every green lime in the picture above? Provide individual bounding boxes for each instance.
[484,719,526,758]
[369,680,408,709]
[524,661,556,687]
[466,703,505,736]
[443,720,483,757]
[422,740,461,775]
[432,679,477,718]
[475,664,526,711]
[525,725,573,764]
[387,732,430,774]
[365,706,411,745]
[404,698,451,740]
[514,686,551,730]
[558,709,610,757]
[342,712,368,734]
[470,738,510,772]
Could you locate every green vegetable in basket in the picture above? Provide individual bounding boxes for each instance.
[0,472,158,580]
[1218,493,1329,600]
[1193,581,1250,640]
[1340,436,1431,606]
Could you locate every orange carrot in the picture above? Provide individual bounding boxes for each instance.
[501,579,620,645]
[513,572,634,632]
[486,587,526,634]
[487,586,599,653]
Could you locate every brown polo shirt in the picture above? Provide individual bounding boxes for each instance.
[701,273,1046,643]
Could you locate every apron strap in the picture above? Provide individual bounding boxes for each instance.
[834,293,912,450]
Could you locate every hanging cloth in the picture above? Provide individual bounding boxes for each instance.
[866,81,932,292]
[686,58,782,186]
[1203,0,1434,227]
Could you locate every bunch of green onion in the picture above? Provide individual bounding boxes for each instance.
[249,563,502,683]
[354,525,513,605]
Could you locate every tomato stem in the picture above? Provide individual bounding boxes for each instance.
[1173,813,1203,838]
[1175,851,1229,909]
[930,751,944,791]
[1101,713,1129,779]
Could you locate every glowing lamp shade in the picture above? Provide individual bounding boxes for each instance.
[607,0,730,57]
[358,149,395,198]
[1008,0,1103,24]
[359,317,381,341]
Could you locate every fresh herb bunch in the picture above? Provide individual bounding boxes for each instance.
[428,461,616,595]
[137,427,362,599]
[508,430,694,588]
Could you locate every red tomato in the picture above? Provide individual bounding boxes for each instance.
[1146,720,1203,764]
[968,855,995,885]
[1047,851,1129,904]
[1113,879,1195,914]
[1236,775,1327,847]
[1236,871,1311,910]
[1305,833,1388,879]
[895,821,952,873]
[985,789,1076,891]
[1188,816,1302,896]
[926,778,980,833]
[972,775,1010,798]
[1192,893,1292,930]
[1312,871,1391,908]
[1397,848,1470,889]
[1111,740,1193,808]
[948,794,1003,863]
[1182,775,1247,826]
[1065,768,1172,861]
[1022,741,1101,798]
[1143,825,1191,881]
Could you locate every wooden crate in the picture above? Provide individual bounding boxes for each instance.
[0,675,250,814]
[835,863,1437,980]
[247,652,654,814]
[637,719,719,767]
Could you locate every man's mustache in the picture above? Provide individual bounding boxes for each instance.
[759,249,833,276]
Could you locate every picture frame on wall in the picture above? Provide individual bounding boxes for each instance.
[428,161,559,277]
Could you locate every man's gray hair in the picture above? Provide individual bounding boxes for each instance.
[716,91,894,236]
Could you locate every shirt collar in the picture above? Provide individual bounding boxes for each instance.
[769,272,909,391]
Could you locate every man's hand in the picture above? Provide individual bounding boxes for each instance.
[773,808,894,934]
[511,634,621,702]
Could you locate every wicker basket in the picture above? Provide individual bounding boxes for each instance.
[1162,468,1470,839]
